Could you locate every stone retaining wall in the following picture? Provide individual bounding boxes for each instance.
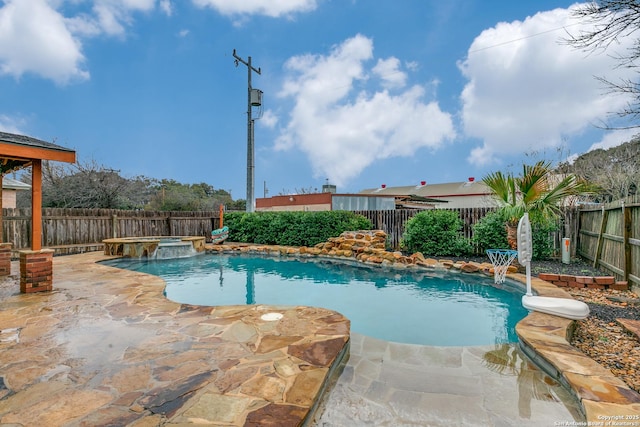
[208,230,517,277]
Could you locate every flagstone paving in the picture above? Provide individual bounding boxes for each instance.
[512,273,640,423]
[0,253,349,426]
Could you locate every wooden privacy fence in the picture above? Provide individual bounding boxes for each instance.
[354,207,496,250]
[4,207,497,253]
[4,206,620,268]
[3,208,222,251]
[577,197,640,288]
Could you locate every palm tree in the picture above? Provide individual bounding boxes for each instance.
[482,160,592,249]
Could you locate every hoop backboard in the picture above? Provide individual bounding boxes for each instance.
[517,213,532,265]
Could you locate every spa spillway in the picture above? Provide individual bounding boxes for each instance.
[103,236,206,260]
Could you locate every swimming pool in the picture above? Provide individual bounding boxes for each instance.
[102,254,529,346]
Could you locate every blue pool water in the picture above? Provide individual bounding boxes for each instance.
[102,254,529,346]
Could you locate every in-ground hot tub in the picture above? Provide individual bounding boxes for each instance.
[103,236,206,259]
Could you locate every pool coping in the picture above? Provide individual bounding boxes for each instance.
[510,272,640,422]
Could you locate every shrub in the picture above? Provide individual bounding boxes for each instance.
[531,218,558,260]
[472,211,509,252]
[224,211,372,247]
[401,210,471,256]
[471,211,558,260]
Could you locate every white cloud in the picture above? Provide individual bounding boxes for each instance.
[0,0,171,84]
[405,60,419,72]
[459,5,637,167]
[276,34,455,186]
[159,0,173,16]
[586,128,639,152]
[191,0,318,18]
[64,0,157,37]
[565,128,637,163]
[0,114,23,134]
[258,110,278,129]
[0,0,89,84]
[178,29,189,37]
[0,0,319,85]
[372,57,407,89]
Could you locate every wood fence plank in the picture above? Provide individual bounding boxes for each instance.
[624,203,631,282]
[593,207,607,269]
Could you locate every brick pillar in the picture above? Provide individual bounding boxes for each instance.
[0,243,11,276]
[19,249,54,293]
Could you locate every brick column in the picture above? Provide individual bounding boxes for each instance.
[19,249,54,293]
[0,243,11,276]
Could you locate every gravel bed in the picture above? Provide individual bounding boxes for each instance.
[562,287,640,394]
[448,255,607,277]
[582,301,640,324]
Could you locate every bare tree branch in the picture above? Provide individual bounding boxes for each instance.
[565,0,640,126]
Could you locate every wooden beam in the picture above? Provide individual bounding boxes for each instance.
[0,142,75,164]
[31,160,42,250]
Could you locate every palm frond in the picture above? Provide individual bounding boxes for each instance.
[484,160,594,224]
[482,171,514,206]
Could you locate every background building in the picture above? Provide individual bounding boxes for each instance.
[2,177,30,209]
[360,178,498,209]
[256,178,495,211]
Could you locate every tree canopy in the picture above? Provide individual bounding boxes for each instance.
[561,137,640,202]
[16,159,243,211]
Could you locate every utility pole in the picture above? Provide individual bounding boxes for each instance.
[233,49,261,213]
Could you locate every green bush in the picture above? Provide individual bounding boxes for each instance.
[472,211,509,252]
[531,218,558,260]
[224,211,372,247]
[471,211,558,260]
[401,210,471,256]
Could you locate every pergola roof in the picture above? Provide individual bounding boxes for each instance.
[0,131,76,251]
[0,131,76,174]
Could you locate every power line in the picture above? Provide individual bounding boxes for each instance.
[468,22,581,55]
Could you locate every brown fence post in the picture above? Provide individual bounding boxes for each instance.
[112,214,118,238]
[623,201,631,282]
[593,205,607,270]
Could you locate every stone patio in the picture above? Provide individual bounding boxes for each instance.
[0,252,349,426]
[0,247,639,426]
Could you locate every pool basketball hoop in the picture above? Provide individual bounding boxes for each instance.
[486,249,518,284]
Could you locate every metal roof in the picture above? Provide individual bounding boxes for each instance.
[2,177,31,190]
[360,180,492,198]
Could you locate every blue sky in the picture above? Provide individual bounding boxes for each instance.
[1,1,638,205]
